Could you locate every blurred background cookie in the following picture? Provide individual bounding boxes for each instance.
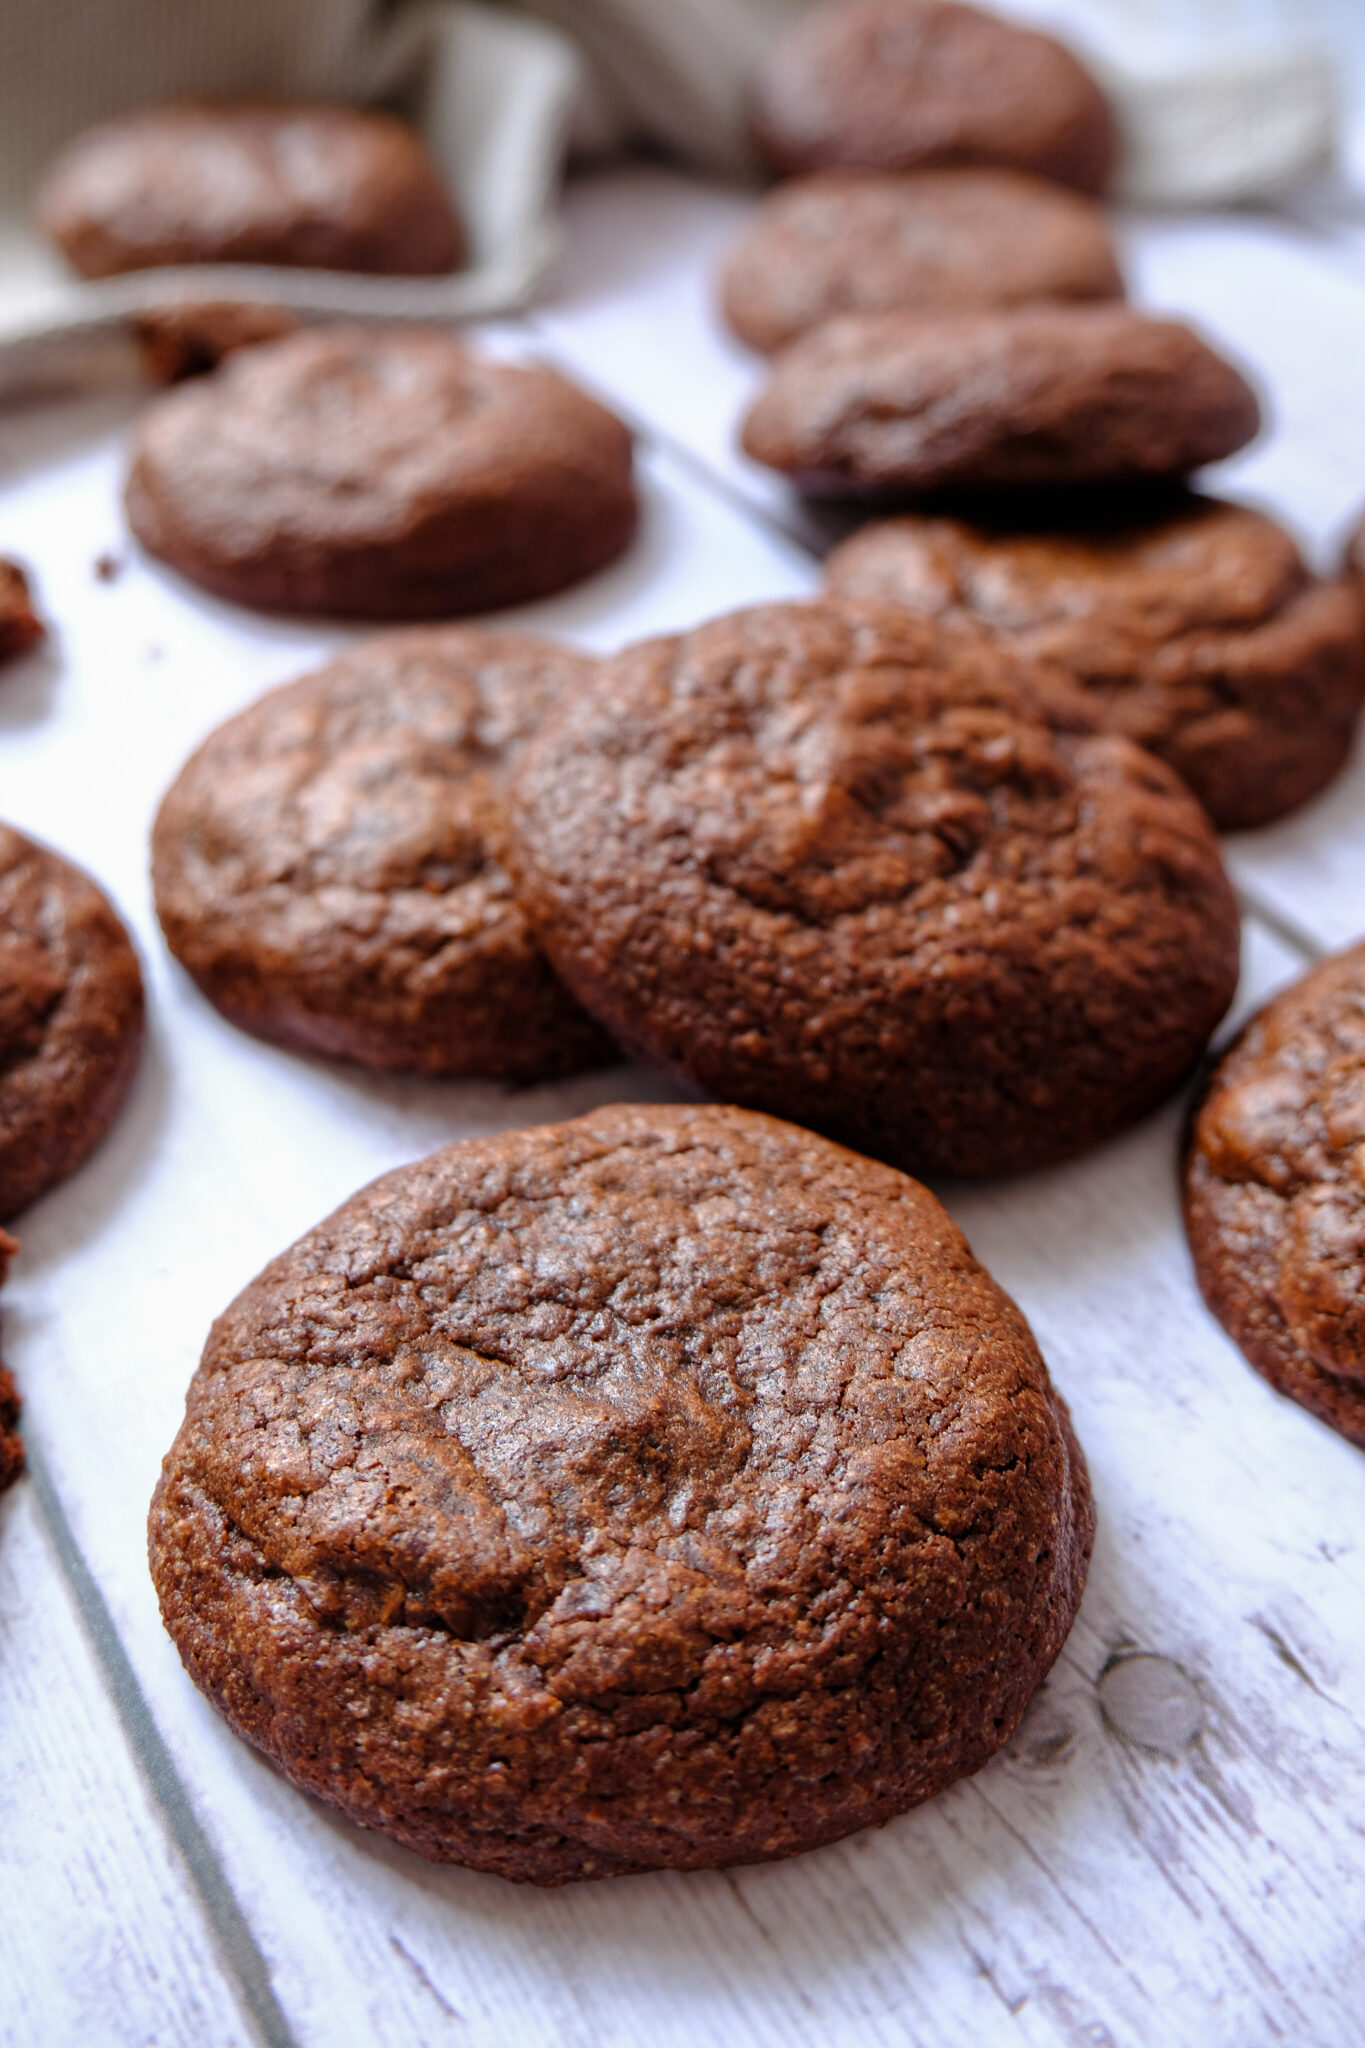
[36,100,465,279]
[721,167,1123,353]
[751,0,1116,194]
[826,497,1365,830]
[741,305,1261,499]
[152,628,615,1080]
[125,326,639,618]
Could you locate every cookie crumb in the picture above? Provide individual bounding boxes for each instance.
[0,560,44,666]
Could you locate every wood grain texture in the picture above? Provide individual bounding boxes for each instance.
[0,1481,253,2048]
[2,167,1365,2048]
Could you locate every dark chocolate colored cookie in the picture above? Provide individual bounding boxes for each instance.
[149,1101,1094,1882]
[152,628,613,1081]
[722,168,1123,353]
[125,326,638,619]
[752,0,1116,195]
[741,306,1261,499]
[37,101,464,279]
[0,562,43,667]
[0,825,143,1220]
[825,497,1365,831]
[1185,944,1365,1449]
[1344,510,1365,591]
[0,1363,21,1496]
[506,601,1241,1179]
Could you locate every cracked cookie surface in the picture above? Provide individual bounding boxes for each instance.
[825,497,1365,830]
[152,627,613,1081]
[148,1101,1094,1882]
[1185,944,1365,1448]
[506,600,1240,1179]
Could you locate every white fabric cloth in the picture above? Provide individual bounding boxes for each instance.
[0,0,1348,394]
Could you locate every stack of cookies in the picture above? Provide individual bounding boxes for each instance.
[725,0,1365,835]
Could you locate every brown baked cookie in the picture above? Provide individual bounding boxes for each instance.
[825,498,1365,831]
[37,101,464,279]
[0,562,43,667]
[0,826,144,1220]
[506,601,1241,1180]
[149,1101,1095,1882]
[722,168,1123,354]
[0,1363,21,1496]
[741,306,1261,500]
[1185,944,1365,1449]
[752,0,1116,195]
[152,628,614,1081]
[125,327,638,619]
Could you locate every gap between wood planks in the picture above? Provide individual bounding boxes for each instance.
[23,1435,300,2048]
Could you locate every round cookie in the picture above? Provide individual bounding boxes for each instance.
[0,825,144,1220]
[152,628,614,1081]
[125,326,639,619]
[148,1101,1095,1882]
[1185,944,1365,1449]
[741,306,1261,499]
[506,601,1241,1180]
[721,168,1124,354]
[751,0,1116,195]
[37,100,464,279]
[825,498,1365,831]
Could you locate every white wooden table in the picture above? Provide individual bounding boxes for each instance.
[3,159,1365,2048]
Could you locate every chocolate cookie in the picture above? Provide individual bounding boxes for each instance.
[152,629,613,1081]
[0,562,43,667]
[0,1363,21,1496]
[149,1101,1095,1882]
[125,327,638,619]
[1185,944,1365,1449]
[0,825,144,1220]
[752,0,1116,195]
[825,498,1365,831]
[506,601,1241,1179]
[133,302,300,384]
[721,169,1123,354]
[37,101,464,279]
[741,306,1261,499]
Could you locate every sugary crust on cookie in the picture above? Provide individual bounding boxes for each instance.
[149,1102,1094,1882]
